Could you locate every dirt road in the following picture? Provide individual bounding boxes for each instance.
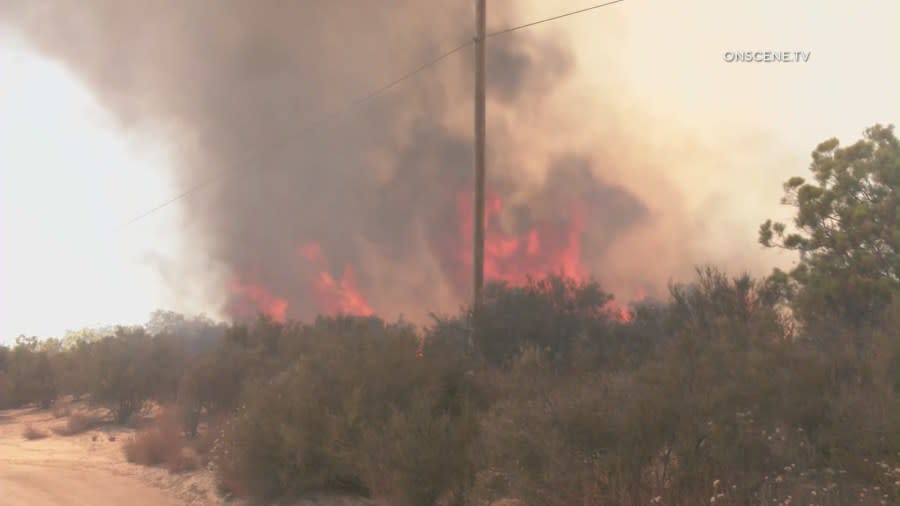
[0,407,216,506]
[2,460,184,506]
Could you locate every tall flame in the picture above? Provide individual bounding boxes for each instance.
[227,191,644,322]
[452,190,588,287]
[612,288,650,323]
[299,242,374,316]
[442,189,655,319]
[227,278,289,322]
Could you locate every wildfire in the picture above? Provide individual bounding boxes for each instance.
[228,193,649,323]
[299,242,374,316]
[611,288,649,323]
[452,191,588,287]
[616,307,633,322]
[227,278,289,322]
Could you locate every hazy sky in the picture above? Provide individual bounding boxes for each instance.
[1,1,897,342]
[0,34,183,340]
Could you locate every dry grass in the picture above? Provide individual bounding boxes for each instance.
[167,447,202,473]
[52,412,104,436]
[50,398,72,419]
[190,417,224,457]
[124,426,180,467]
[123,406,200,473]
[22,423,49,440]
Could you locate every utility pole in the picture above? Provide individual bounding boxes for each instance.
[473,0,486,311]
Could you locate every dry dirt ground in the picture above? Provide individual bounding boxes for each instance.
[0,405,508,506]
[0,405,221,506]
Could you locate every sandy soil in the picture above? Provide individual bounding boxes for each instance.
[0,405,221,506]
[0,404,473,506]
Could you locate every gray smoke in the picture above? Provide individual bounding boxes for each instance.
[0,1,659,321]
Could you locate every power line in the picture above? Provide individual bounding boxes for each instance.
[347,40,473,109]
[117,0,626,230]
[487,0,625,38]
[117,41,473,230]
[117,178,222,229]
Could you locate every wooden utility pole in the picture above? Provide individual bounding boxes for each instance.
[473,0,486,310]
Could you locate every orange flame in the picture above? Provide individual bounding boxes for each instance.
[616,307,633,323]
[453,191,588,287]
[299,241,374,316]
[227,278,288,322]
[610,288,650,323]
[230,192,651,323]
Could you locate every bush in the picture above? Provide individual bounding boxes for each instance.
[2,338,57,408]
[22,423,48,440]
[167,446,202,473]
[83,327,180,424]
[468,271,898,506]
[0,260,894,506]
[52,412,104,436]
[176,350,248,438]
[124,428,180,467]
[473,275,614,368]
[51,398,72,418]
[123,407,200,473]
[211,316,482,505]
[369,391,480,506]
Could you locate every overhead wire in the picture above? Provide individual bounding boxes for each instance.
[117,0,626,229]
[116,41,474,230]
[486,0,625,38]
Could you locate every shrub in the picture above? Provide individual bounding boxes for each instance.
[175,351,247,438]
[189,415,224,461]
[22,423,48,440]
[124,428,179,467]
[469,273,898,506]
[167,446,202,473]
[0,256,894,506]
[473,275,614,368]
[211,316,482,505]
[51,398,72,418]
[83,327,178,424]
[367,391,481,506]
[52,412,104,436]
[122,407,198,473]
[3,339,57,408]
[212,363,373,501]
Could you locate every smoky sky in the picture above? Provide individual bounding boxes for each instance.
[0,1,657,321]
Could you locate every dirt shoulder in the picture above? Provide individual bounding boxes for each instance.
[0,406,221,506]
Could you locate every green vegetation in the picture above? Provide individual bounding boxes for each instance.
[0,125,896,505]
[759,124,899,337]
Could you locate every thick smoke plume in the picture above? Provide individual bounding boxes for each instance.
[1,1,709,322]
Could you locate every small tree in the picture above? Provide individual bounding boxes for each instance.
[759,124,899,338]
[3,337,57,408]
[87,327,160,424]
[176,350,246,437]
